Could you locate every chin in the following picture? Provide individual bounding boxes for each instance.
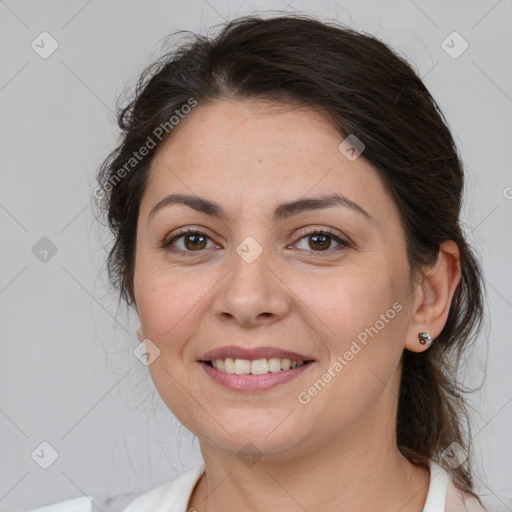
[193,412,310,459]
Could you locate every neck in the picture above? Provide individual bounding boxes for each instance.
[189,405,430,512]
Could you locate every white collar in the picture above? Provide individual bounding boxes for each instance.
[423,458,450,511]
[122,461,205,512]
[123,458,450,512]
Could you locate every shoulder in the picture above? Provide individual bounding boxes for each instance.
[23,496,93,512]
[444,472,497,512]
[424,459,495,512]
[23,462,206,512]
[122,461,205,511]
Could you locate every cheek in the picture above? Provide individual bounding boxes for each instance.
[303,274,407,425]
[133,258,215,358]
[134,255,176,333]
[302,265,403,344]
[305,267,409,401]
[133,262,208,428]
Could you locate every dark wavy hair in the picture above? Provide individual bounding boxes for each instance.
[96,13,486,508]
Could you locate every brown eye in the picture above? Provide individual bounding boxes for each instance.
[294,229,350,253]
[308,233,333,251]
[182,232,208,251]
[162,229,215,252]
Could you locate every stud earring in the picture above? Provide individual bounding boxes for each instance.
[418,332,433,346]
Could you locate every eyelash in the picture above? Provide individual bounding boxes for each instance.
[160,227,352,255]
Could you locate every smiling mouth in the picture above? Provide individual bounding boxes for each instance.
[203,357,314,375]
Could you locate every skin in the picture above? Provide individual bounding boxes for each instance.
[133,99,461,512]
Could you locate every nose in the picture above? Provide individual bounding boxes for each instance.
[211,244,291,327]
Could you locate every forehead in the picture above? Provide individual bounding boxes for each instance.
[155,99,340,167]
[141,99,396,223]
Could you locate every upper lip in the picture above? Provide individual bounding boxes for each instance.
[199,345,314,362]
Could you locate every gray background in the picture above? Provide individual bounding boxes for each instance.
[1,0,511,510]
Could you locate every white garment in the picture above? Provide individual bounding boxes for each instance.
[25,458,492,512]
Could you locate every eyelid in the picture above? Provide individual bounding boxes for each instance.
[292,225,352,247]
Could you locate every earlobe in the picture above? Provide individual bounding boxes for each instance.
[405,240,461,353]
[137,327,144,342]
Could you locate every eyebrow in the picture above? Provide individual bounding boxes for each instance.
[147,192,371,224]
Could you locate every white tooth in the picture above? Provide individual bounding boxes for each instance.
[281,358,291,370]
[268,358,282,372]
[224,358,235,373]
[251,359,268,375]
[213,357,306,373]
[234,359,251,374]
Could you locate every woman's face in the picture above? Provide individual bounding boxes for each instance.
[133,99,420,460]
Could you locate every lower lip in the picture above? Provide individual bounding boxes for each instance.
[199,361,313,391]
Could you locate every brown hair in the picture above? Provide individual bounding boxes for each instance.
[96,13,486,507]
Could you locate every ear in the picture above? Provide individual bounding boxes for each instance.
[404,240,461,353]
[136,327,144,342]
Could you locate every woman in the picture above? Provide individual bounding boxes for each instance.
[30,13,492,512]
